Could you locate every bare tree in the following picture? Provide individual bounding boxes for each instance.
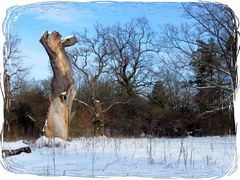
[69,26,131,136]
[70,25,110,102]
[107,17,158,97]
[159,2,239,115]
[69,26,110,135]
[3,34,28,112]
[68,18,159,135]
[182,2,238,91]
[1,34,29,136]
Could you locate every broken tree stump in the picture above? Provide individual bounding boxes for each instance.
[2,147,31,158]
[40,31,77,140]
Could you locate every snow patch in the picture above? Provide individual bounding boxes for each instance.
[2,136,237,178]
[2,140,28,150]
[33,136,69,148]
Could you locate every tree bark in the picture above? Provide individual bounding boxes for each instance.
[92,99,104,136]
[3,73,11,134]
[40,31,77,140]
[4,73,11,112]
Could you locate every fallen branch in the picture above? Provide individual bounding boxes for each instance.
[2,147,31,158]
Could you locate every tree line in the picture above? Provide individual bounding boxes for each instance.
[2,2,238,139]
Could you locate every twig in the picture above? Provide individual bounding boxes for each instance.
[26,113,36,122]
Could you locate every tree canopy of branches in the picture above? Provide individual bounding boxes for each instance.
[69,24,111,103]
[107,17,157,97]
[182,2,238,91]
[157,2,238,135]
[3,35,29,93]
[160,2,238,114]
[68,17,160,136]
[3,34,28,112]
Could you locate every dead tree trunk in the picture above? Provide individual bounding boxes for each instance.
[40,31,77,140]
[4,73,11,112]
[92,99,104,136]
[3,73,11,134]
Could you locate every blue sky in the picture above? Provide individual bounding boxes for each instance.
[4,1,186,80]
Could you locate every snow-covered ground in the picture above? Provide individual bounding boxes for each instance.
[1,136,237,178]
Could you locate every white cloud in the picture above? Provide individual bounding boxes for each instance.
[28,3,78,23]
[36,10,75,24]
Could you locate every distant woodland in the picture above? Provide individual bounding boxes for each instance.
[3,2,238,140]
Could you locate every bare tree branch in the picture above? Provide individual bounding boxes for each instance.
[73,98,94,110]
[199,106,230,116]
[102,99,132,113]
